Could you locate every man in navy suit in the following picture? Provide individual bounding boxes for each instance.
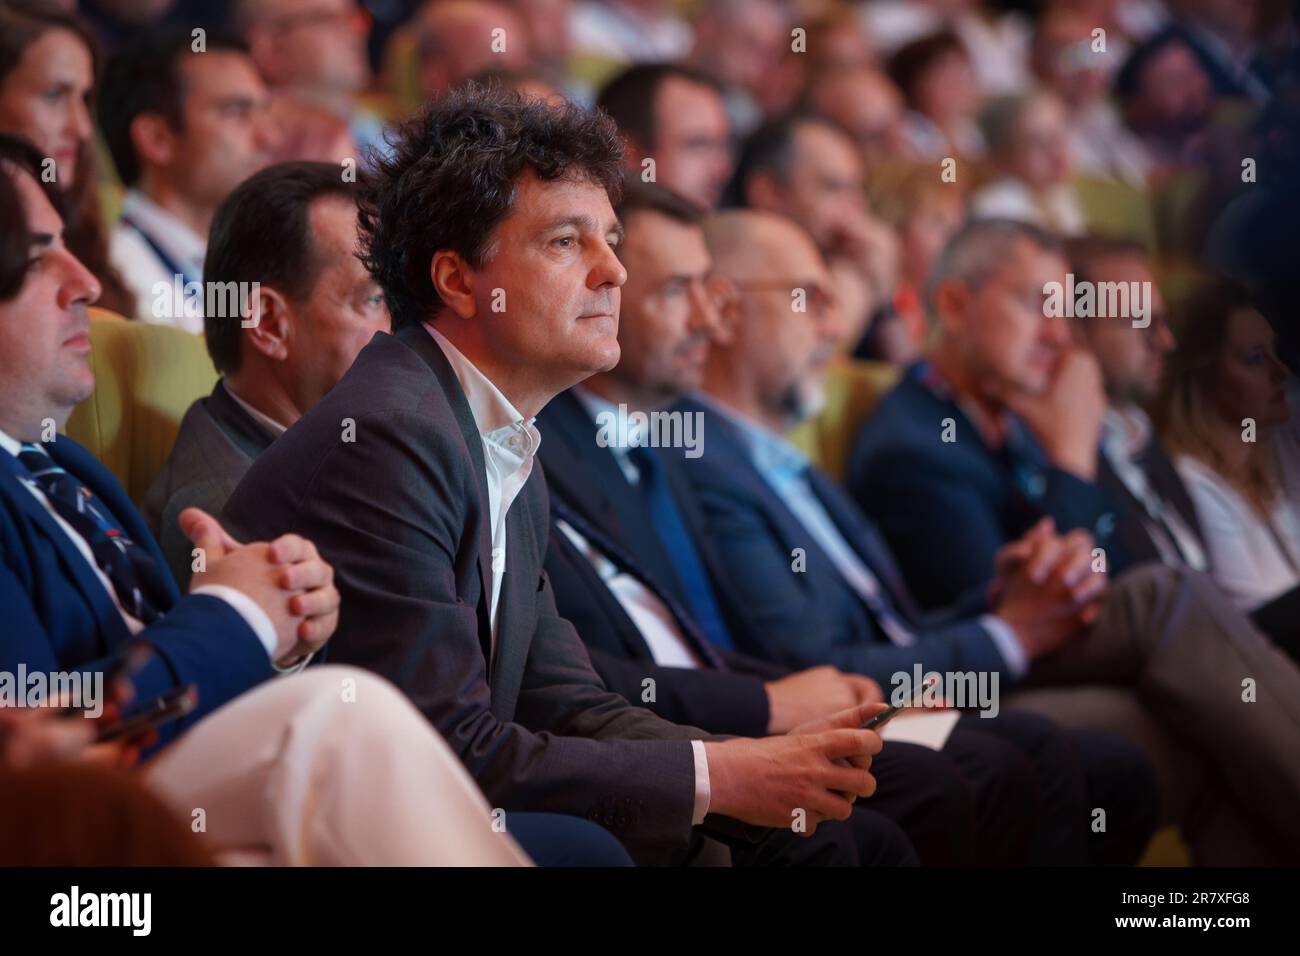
[847,219,1116,611]
[539,180,1061,865]
[716,214,1300,862]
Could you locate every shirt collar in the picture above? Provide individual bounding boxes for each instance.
[1101,403,1152,461]
[693,391,808,482]
[120,189,206,273]
[0,427,23,458]
[424,323,539,447]
[221,381,289,438]
[572,385,639,459]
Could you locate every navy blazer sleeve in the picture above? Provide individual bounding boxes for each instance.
[693,482,1010,686]
[0,446,272,747]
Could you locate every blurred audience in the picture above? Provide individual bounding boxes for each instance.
[1032,7,1152,188]
[1114,26,1218,176]
[970,90,1087,235]
[1157,280,1300,609]
[0,0,134,313]
[597,63,732,209]
[802,66,910,165]
[728,113,898,350]
[413,0,529,101]
[98,32,275,330]
[888,29,985,159]
[683,0,788,137]
[234,0,381,161]
[862,160,967,364]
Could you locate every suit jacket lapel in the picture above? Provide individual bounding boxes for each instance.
[395,324,496,668]
[206,382,278,460]
[0,452,133,654]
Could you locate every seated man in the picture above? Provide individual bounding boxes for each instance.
[222,88,903,867]
[538,179,1104,866]
[712,215,1296,862]
[1066,236,1300,657]
[0,132,615,867]
[142,161,390,588]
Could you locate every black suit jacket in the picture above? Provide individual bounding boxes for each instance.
[1096,431,1207,572]
[142,381,277,589]
[537,390,785,737]
[223,325,712,851]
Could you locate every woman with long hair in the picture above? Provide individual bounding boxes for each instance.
[0,0,133,314]
[1156,280,1300,609]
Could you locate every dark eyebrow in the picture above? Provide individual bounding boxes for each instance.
[28,232,55,249]
[539,215,624,244]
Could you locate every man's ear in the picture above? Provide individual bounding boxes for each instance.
[705,275,742,347]
[243,286,293,361]
[430,249,478,320]
[129,112,177,173]
[931,279,970,339]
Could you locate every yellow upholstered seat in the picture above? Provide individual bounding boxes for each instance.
[63,309,217,506]
[789,359,902,482]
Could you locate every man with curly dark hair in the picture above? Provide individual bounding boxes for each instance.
[224,85,909,866]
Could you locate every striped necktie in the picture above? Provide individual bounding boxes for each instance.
[17,443,164,624]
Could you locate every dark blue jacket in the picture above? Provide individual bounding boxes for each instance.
[0,436,271,746]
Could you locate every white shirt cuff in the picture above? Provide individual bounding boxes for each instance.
[690,739,711,825]
[979,614,1030,680]
[192,584,278,661]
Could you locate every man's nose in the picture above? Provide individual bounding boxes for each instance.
[589,242,627,290]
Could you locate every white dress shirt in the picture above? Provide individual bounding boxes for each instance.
[109,189,207,334]
[424,335,711,821]
[568,388,706,668]
[694,393,1029,677]
[1176,433,1300,610]
[0,429,277,657]
[423,326,542,657]
[224,381,289,438]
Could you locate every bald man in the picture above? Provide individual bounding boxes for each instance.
[668,209,1166,865]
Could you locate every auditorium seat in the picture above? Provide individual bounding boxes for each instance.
[63,308,217,505]
[789,358,901,481]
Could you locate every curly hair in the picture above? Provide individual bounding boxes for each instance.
[358,84,625,330]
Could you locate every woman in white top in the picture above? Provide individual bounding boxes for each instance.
[1157,282,1300,609]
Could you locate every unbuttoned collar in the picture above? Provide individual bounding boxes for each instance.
[424,323,540,457]
[692,391,808,483]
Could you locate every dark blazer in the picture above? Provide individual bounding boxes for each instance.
[222,325,712,851]
[537,390,786,737]
[142,381,277,590]
[0,436,272,745]
[1097,431,1207,572]
[846,363,1113,610]
[666,396,1007,686]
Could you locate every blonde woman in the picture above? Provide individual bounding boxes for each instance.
[1157,281,1300,609]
